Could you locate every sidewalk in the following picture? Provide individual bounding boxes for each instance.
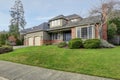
[0,61,114,80]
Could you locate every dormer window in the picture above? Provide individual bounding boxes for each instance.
[71,19,78,22]
[50,19,62,28]
[51,20,61,27]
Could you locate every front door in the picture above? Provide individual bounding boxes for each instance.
[63,31,71,42]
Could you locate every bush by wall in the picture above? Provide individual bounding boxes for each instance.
[68,38,83,49]
[84,39,101,49]
[58,42,67,48]
[0,46,13,54]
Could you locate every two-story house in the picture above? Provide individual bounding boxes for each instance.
[22,14,107,46]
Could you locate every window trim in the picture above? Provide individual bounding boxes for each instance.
[76,25,95,39]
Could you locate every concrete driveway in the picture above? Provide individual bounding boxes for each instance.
[0,77,9,80]
[0,61,114,80]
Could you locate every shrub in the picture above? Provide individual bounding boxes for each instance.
[0,46,13,54]
[58,42,67,48]
[107,23,117,40]
[68,38,83,49]
[84,39,101,49]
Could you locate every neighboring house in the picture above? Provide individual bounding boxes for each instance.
[21,14,107,46]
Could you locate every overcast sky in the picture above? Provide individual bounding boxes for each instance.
[0,0,105,31]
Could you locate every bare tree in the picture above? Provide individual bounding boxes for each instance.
[89,0,120,39]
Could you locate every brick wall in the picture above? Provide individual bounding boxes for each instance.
[40,40,63,45]
[102,23,107,40]
[102,4,108,40]
[71,28,76,39]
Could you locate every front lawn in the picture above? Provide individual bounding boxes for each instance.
[0,46,120,79]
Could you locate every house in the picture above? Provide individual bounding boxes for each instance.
[22,14,107,46]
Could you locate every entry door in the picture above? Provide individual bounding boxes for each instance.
[29,37,34,46]
[63,32,71,42]
[35,37,41,46]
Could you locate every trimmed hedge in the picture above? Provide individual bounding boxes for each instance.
[84,39,101,49]
[0,46,13,54]
[58,42,67,48]
[68,38,83,49]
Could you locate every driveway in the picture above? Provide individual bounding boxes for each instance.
[13,46,27,49]
[0,61,114,80]
[0,77,9,80]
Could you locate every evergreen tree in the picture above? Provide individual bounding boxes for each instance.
[9,0,26,39]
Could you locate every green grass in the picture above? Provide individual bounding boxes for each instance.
[0,46,120,79]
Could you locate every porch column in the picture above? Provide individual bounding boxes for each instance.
[71,27,76,39]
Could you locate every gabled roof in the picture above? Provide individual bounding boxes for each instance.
[65,14,82,20]
[49,15,66,21]
[49,14,82,21]
[78,15,101,25]
[22,15,101,34]
[48,15,101,31]
[21,22,49,34]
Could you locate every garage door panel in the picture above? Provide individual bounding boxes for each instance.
[29,38,34,46]
[35,37,41,46]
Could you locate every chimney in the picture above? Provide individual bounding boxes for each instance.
[101,3,108,40]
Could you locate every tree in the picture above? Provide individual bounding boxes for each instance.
[90,0,120,39]
[107,23,117,40]
[9,0,26,45]
[0,32,9,45]
[9,0,26,39]
[108,18,120,35]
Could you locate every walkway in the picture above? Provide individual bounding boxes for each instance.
[0,61,114,80]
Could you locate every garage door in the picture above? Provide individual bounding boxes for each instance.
[28,37,34,46]
[35,37,41,46]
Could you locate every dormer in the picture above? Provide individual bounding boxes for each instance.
[66,14,82,23]
[49,15,67,28]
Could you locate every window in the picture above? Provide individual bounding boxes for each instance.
[77,26,93,39]
[81,27,88,39]
[77,28,81,38]
[51,20,61,27]
[51,33,61,40]
[57,20,61,26]
[71,19,78,22]
[63,32,71,41]
[88,26,92,39]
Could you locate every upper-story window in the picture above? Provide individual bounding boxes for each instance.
[71,19,78,22]
[51,20,61,27]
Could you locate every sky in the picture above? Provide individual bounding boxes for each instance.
[0,0,103,31]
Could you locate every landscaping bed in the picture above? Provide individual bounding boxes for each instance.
[0,46,13,54]
[0,46,120,79]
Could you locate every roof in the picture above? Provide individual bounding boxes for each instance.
[22,15,101,34]
[49,15,66,21]
[65,14,82,20]
[48,15,101,31]
[49,14,82,21]
[78,15,101,25]
[21,22,49,34]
